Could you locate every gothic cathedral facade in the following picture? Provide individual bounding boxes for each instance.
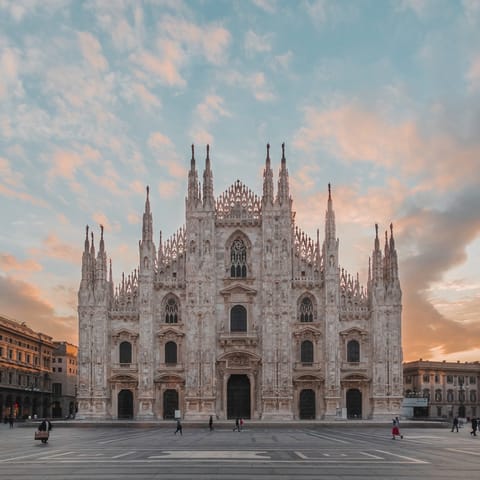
[77,144,403,421]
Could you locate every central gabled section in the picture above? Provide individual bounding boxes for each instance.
[215,180,262,226]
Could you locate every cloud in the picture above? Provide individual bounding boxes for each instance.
[396,0,430,16]
[92,212,121,234]
[195,94,231,124]
[131,82,162,109]
[244,30,273,56]
[273,50,293,70]
[223,70,275,101]
[466,55,480,91]
[0,276,77,344]
[293,102,480,190]
[148,132,173,149]
[251,0,277,13]
[0,46,24,99]
[0,254,42,273]
[78,31,108,72]
[28,234,81,265]
[47,150,85,181]
[0,0,66,22]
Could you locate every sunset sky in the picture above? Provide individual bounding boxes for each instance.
[1,0,479,363]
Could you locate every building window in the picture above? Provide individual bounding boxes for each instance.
[347,340,360,363]
[470,390,477,403]
[52,367,56,372]
[423,374,430,383]
[435,390,442,402]
[301,340,314,364]
[165,297,179,323]
[58,367,62,373]
[52,383,62,396]
[299,297,314,322]
[0,347,3,357]
[447,390,454,402]
[230,238,247,278]
[437,407,442,417]
[119,341,132,364]
[230,305,247,332]
[58,358,62,363]
[165,342,177,365]
[405,376,412,384]
[470,376,476,385]
[434,374,440,383]
[446,375,453,384]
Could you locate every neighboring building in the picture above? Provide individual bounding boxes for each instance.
[403,360,480,419]
[0,315,53,420]
[77,144,403,421]
[51,341,78,419]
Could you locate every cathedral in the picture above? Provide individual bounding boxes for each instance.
[77,144,403,421]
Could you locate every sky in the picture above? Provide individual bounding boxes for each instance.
[0,0,479,363]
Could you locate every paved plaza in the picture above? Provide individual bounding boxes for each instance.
[1,423,479,479]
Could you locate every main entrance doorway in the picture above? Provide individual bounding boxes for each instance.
[299,389,316,419]
[346,388,362,419]
[118,389,134,419]
[163,389,179,419]
[227,374,250,419]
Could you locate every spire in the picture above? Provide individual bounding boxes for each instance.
[325,183,336,245]
[202,144,214,208]
[374,223,380,251]
[372,224,383,286]
[389,223,395,250]
[109,258,112,283]
[276,142,290,206]
[157,230,164,264]
[81,225,91,285]
[142,185,153,243]
[84,225,89,252]
[99,224,104,253]
[187,144,200,207]
[262,143,274,206]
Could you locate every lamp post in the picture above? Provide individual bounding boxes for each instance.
[457,377,468,419]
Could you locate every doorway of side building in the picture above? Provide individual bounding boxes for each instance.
[118,389,134,419]
[163,389,179,419]
[227,374,251,419]
[346,388,362,419]
[299,389,316,419]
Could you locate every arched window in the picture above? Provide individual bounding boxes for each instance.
[165,342,177,365]
[119,341,132,364]
[447,390,454,402]
[435,390,442,402]
[301,340,314,364]
[299,297,314,322]
[230,238,247,278]
[230,305,247,332]
[470,390,477,403]
[165,297,179,324]
[423,389,430,400]
[347,340,360,363]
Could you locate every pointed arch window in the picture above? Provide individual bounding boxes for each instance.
[347,340,360,363]
[301,340,314,364]
[230,238,247,278]
[165,297,179,324]
[165,342,177,365]
[119,341,132,364]
[299,297,314,322]
[230,305,247,332]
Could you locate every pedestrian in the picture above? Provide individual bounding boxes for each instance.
[38,418,52,443]
[391,418,403,440]
[470,417,477,436]
[8,413,14,429]
[240,418,244,431]
[451,416,459,432]
[209,415,213,431]
[233,418,240,432]
[174,419,182,435]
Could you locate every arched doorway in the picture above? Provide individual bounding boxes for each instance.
[118,390,134,419]
[163,390,179,419]
[299,389,316,419]
[52,401,62,418]
[458,405,466,418]
[346,389,362,419]
[227,374,250,419]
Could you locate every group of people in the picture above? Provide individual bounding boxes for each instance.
[451,416,480,436]
[174,416,244,435]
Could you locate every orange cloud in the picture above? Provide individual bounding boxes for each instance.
[47,150,84,181]
[132,82,162,109]
[0,254,42,273]
[78,31,108,72]
[28,234,81,265]
[134,48,185,87]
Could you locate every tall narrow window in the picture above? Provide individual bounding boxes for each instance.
[230,305,247,332]
[299,297,314,322]
[347,340,360,363]
[301,340,314,363]
[165,298,179,324]
[119,341,132,364]
[230,238,247,278]
[165,342,177,365]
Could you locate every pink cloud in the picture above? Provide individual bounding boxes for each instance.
[0,184,48,207]
[466,55,480,91]
[134,47,185,87]
[47,150,84,181]
[78,31,108,72]
[92,213,121,234]
[0,254,42,273]
[222,70,275,101]
[132,82,162,109]
[28,234,81,265]
[195,94,230,124]
[148,131,173,150]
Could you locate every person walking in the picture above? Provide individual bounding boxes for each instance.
[452,416,459,432]
[391,418,403,440]
[470,417,477,436]
[174,419,183,435]
[209,415,213,431]
[8,413,14,429]
[38,418,52,443]
[233,418,240,432]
